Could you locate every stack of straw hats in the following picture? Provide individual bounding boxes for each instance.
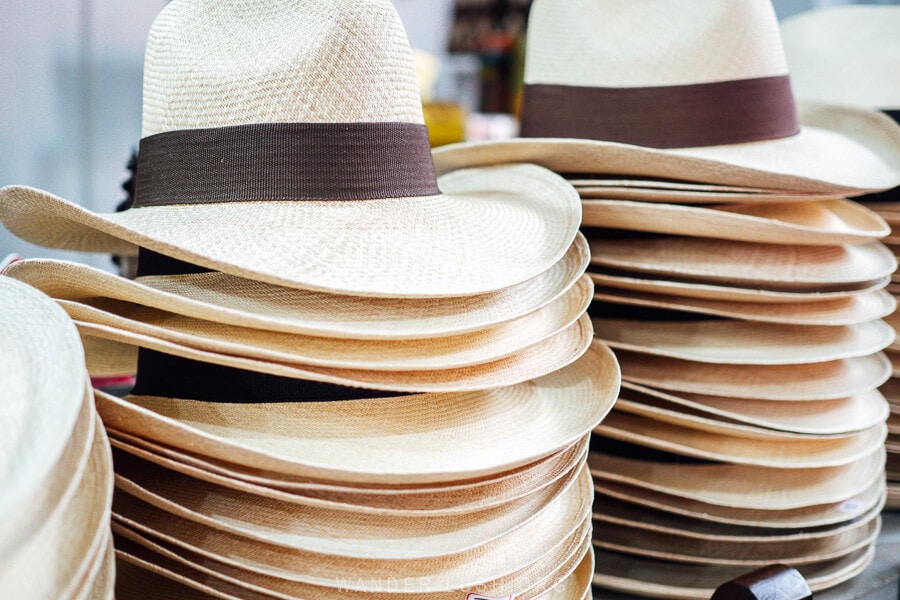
[0,1,620,598]
[433,0,900,597]
[0,276,115,599]
[781,4,900,511]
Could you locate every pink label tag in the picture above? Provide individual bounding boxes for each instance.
[465,595,514,600]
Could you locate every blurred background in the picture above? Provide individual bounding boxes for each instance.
[1,0,897,267]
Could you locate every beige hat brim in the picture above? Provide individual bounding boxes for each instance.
[588,237,897,291]
[591,545,875,599]
[0,164,581,298]
[595,317,894,365]
[78,310,594,393]
[615,382,890,437]
[94,340,618,483]
[588,447,886,510]
[591,270,892,302]
[594,286,897,326]
[108,432,588,517]
[616,349,891,401]
[595,476,886,529]
[82,534,115,600]
[581,199,889,244]
[110,444,589,560]
[0,277,89,548]
[6,233,588,341]
[595,411,887,468]
[432,104,900,193]
[0,418,113,599]
[577,187,843,204]
[58,274,591,372]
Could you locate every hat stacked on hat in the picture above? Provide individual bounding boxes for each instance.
[433,0,900,597]
[781,3,900,511]
[0,276,115,599]
[0,0,619,598]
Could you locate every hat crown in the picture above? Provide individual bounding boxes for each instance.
[525,0,789,88]
[141,0,424,138]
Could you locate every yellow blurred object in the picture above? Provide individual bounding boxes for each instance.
[413,48,441,104]
[423,102,467,147]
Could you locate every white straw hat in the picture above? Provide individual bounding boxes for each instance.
[94,340,618,484]
[433,0,900,194]
[2,232,590,340]
[582,199,889,245]
[0,0,582,298]
[780,5,900,111]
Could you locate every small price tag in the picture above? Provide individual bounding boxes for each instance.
[465,595,514,600]
[836,498,864,514]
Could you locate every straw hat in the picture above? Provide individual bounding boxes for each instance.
[0,0,582,298]
[616,382,890,437]
[581,199,889,244]
[432,0,900,193]
[591,546,875,599]
[2,232,590,340]
[0,277,93,560]
[56,274,591,372]
[594,476,886,530]
[95,340,618,484]
[577,186,839,204]
[588,237,897,292]
[616,349,891,401]
[588,447,885,510]
[594,286,897,326]
[595,318,894,366]
[781,5,900,111]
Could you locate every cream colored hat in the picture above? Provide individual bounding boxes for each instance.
[0,0,582,298]
[576,185,839,204]
[581,199,889,244]
[433,0,900,194]
[594,287,897,326]
[588,237,897,292]
[2,232,590,340]
[95,340,619,484]
[781,5,900,111]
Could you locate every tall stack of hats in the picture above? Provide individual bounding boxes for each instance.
[433,0,900,597]
[0,277,115,599]
[0,1,619,598]
[780,4,900,510]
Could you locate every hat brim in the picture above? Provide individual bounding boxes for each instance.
[94,340,618,483]
[3,233,590,340]
[0,164,581,297]
[581,199,889,244]
[594,287,896,326]
[577,186,841,204]
[432,104,900,194]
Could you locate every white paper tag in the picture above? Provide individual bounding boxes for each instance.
[465,594,514,600]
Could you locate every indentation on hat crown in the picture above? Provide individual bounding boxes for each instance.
[141,0,424,137]
[524,0,790,88]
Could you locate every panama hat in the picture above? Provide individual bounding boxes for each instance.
[56,275,591,372]
[595,411,886,469]
[577,187,840,204]
[0,419,113,599]
[94,340,618,484]
[0,276,95,560]
[594,287,896,326]
[595,318,894,365]
[591,546,875,599]
[591,270,891,303]
[615,382,890,438]
[2,233,590,340]
[781,5,900,111]
[581,199,889,244]
[588,447,885,510]
[594,475,886,530]
[616,349,891,401]
[588,237,897,292]
[432,0,900,193]
[0,0,582,298]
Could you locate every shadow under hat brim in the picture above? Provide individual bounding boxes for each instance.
[2,232,590,340]
[432,104,900,194]
[0,164,580,298]
[93,341,618,484]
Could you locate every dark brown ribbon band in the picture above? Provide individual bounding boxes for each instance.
[133,122,440,207]
[520,75,800,149]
